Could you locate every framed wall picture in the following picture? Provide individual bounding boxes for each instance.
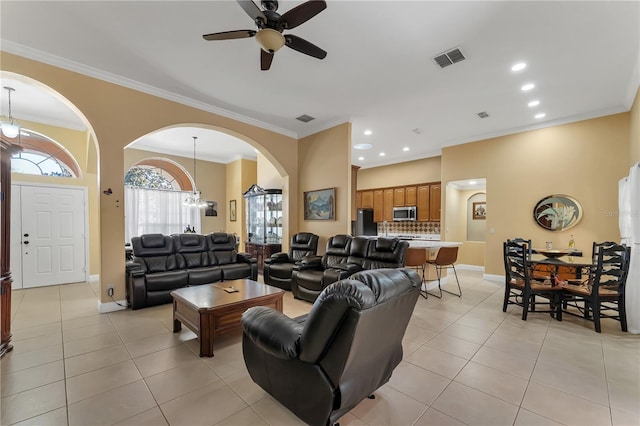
[472,202,486,220]
[304,188,335,220]
[205,201,218,217]
[230,199,237,222]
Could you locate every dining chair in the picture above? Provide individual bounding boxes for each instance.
[503,238,563,321]
[425,246,461,298]
[405,247,428,299]
[561,242,631,333]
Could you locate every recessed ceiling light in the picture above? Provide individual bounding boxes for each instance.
[511,62,526,72]
[358,156,364,161]
[379,152,386,157]
[535,113,546,119]
[521,83,535,91]
[364,129,372,136]
[353,143,373,150]
[528,100,540,107]
[403,147,410,152]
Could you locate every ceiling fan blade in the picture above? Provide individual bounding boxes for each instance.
[203,30,256,41]
[284,34,327,59]
[236,0,266,24]
[279,0,326,29]
[261,49,274,71]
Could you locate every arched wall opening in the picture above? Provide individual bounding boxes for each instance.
[2,70,102,292]
[3,52,300,310]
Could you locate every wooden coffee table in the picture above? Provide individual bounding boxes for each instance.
[171,279,284,357]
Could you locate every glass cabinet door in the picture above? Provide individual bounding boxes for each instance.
[244,185,282,244]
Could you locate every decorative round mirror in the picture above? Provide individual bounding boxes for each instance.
[533,194,583,231]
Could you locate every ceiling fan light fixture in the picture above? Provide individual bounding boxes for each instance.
[256,28,285,53]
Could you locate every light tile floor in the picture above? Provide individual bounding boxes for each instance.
[2,270,639,426]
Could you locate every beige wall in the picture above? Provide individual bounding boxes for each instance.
[10,120,101,275]
[443,112,630,276]
[225,159,257,247]
[257,152,282,189]
[298,123,352,254]
[123,148,227,234]
[630,86,640,165]
[2,52,298,304]
[357,156,442,190]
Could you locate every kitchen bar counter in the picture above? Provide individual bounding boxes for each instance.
[407,240,462,249]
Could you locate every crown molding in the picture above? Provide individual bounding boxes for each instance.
[2,42,298,139]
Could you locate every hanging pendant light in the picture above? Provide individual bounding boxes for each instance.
[1,87,21,139]
[183,136,207,208]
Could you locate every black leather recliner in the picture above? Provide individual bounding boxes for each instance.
[263,232,319,290]
[242,268,421,426]
[291,235,409,303]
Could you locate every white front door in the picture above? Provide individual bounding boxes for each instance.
[11,184,87,288]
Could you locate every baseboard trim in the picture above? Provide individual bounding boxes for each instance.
[456,264,484,272]
[484,273,503,283]
[89,274,100,282]
[98,300,128,313]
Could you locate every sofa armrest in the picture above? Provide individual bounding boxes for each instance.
[294,255,323,271]
[237,252,257,264]
[125,267,147,310]
[265,252,290,265]
[242,306,303,360]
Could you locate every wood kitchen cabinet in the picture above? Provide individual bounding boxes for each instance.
[393,188,405,206]
[361,190,374,209]
[383,189,394,221]
[430,184,441,221]
[373,190,384,222]
[405,186,417,206]
[417,185,430,221]
[358,182,441,222]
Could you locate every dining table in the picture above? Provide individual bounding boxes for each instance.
[529,253,594,281]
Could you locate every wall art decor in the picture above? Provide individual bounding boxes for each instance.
[533,194,582,231]
[304,188,335,220]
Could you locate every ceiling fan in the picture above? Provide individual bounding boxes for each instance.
[203,0,327,71]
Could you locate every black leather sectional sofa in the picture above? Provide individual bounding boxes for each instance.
[126,233,257,309]
[291,235,409,302]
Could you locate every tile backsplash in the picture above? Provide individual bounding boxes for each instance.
[377,221,440,235]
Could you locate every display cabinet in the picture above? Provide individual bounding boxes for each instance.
[243,184,282,271]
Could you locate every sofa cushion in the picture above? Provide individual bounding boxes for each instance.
[145,270,188,292]
[143,255,179,273]
[220,263,252,281]
[295,270,326,292]
[188,267,222,286]
[141,234,169,249]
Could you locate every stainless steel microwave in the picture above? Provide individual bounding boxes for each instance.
[392,206,417,221]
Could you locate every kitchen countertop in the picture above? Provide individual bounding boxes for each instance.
[407,240,462,249]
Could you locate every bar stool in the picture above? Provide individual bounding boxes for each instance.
[405,247,428,299]
[426,246,462,298]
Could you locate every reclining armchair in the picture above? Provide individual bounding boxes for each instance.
[291,235,409,303]
[291,234,355,302]
[242,268,421,426]
[263,232,319,290]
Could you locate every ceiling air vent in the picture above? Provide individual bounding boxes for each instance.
[477,111,489,119]
[296,114,315,123]
[433,48,466,68]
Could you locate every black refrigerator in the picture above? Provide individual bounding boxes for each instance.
[355,208,377,236]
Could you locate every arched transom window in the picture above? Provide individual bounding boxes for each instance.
[10,130,81,178]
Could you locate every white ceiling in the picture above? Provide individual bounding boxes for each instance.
[1,1,638,168]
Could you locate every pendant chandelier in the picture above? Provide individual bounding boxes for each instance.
[183,136,207,208]
[1,87,21,139]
